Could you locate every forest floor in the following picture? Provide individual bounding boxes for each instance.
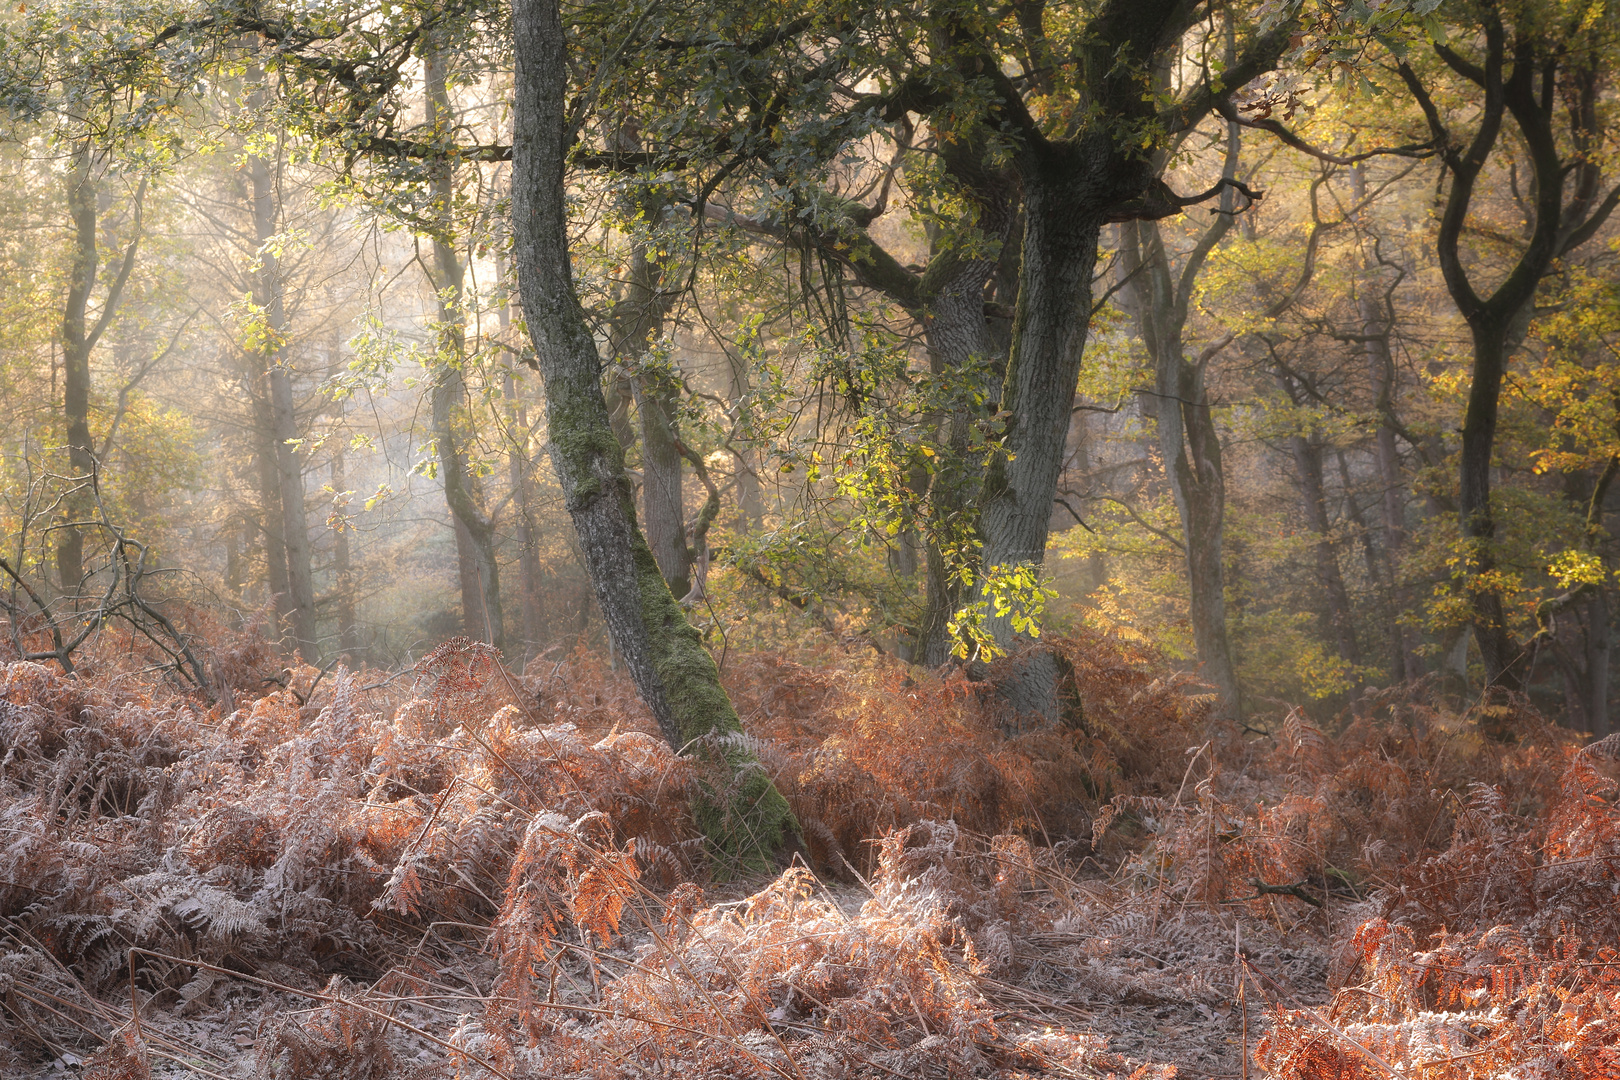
[0,627,1616,1079]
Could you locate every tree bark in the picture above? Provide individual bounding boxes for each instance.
[636,376,691,597]
[425,44,505,653]
[250,384,291,616]
[605,159,687,598]
[510,0,796,867]
[247,135,318,662]
[56,148,99,595]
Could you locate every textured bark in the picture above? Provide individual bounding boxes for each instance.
[916,248,1010,665]
[977,164,1101,614]
[636,379,690,597]
[426,45,505,654]
[511,0,795,867]
[250,385,291,614]
[247,132,318,662]
[724,352,765,530]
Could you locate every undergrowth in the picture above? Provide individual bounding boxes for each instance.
[0,624,1615,1078]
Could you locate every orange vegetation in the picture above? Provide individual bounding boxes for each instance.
[0,627,1615,1079]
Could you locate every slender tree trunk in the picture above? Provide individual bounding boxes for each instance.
[1585,591,1611,737]
[1287,427,1361,669]
[511,0,796,867]
[637,381,690,597]
[507,371,546,661]
[497,250,546,663]
[330,444,361,661]
[1458,327,1518,684]
[1120,209,1241,717]
[56,148,98,594]
[247,139,318,661]
[606,164,687,597]
[251,389,291,616]
[425,44,505,653]
[723,351,765,530]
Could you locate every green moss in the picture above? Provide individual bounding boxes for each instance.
[627,497,798,874]
[547,376,797,874]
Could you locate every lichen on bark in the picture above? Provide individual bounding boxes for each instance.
[510,0,795,873]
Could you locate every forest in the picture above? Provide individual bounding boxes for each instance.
[0,0,1618,1077]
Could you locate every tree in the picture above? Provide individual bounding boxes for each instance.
[1395,0,1620,688]
[1118,117,1245,716]
[56,148,143,595]
[510,0,796,866]
[425,35,506,654]
[245,57,319,662]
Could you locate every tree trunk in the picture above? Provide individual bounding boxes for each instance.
[246,71,317,662]
[1120,213,1242,716]
[976,166,1100,627]
[425,44,505,654]
[606,168,687,598]
[497,250,547,664]
[917,253,1007,666]
[724,351,765,530]
[56,148,98,595]
[251,387,291,617]
[1584,591,1611,737]
[330,443,361,661]
[1287,427,1361,670]
[637,381,690,597]
[1458,327,1518,685]
[511,0,796,867]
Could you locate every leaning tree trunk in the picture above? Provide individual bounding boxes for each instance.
[510,0,795,868]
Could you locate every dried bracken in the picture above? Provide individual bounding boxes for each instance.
[1,631,1613,1079]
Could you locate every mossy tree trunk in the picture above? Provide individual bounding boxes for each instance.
[510,0,796,869]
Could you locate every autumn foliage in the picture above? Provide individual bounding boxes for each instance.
[0,627,1616,1078]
